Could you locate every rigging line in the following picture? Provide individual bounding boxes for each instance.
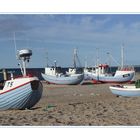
[110,54,121,66]
[47,57,57,67]
[44,51,55,67]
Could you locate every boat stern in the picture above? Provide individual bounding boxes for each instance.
[23,79,43,109]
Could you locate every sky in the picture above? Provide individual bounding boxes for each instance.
[0,14,140,68]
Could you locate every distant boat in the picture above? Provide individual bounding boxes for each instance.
[41,50,84,85]
[84,64,135,83]
[0,49,42,110]
[41,71,84,85]
[84,46,135,83]
[109,80,140,97]
[41,62,84,85]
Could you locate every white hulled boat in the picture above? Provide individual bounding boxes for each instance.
[84,64,135,83]
[41,50,84,85]
[84,46,135,83]
[0,49,43,110]
[109,80,140,97]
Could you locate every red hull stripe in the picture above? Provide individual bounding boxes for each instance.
[101,80,131,83]
[92,80,132,84]
[0,81,32,95]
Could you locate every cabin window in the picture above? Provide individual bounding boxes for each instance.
[123,74,130,78]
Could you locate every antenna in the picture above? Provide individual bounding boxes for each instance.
[13,32,18,59]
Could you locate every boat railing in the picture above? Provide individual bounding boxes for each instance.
[117,66,134,71]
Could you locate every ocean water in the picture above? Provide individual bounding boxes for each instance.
[0,66,140,81]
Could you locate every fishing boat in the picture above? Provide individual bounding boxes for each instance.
[109,80,140,97]
[41,72,84,85]
[0,49,43,110]
[84,64,135,83]
[84,46,135,83]
[41,50,84,85]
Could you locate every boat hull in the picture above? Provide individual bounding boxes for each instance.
[41,73,84,85]
[109,85,140,97]
[84,71,135,83]
[0,77,43,110]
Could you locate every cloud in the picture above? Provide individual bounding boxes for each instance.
[0,14,140,67]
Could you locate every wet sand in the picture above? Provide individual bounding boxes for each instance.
[0,73,140,126]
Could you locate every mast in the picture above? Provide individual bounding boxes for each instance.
[121,44,124,68]
[96,48,99,66]
[107,52,112,72]
[45,51,48,67]
[13,32,32,77]
[54,60,57,75]
[84,56,87,69]
[22,58,27,76]
[73,48,77,69]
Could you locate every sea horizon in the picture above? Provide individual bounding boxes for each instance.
[0,65,140,81]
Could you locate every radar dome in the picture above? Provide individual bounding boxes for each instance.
[18,49,32,58]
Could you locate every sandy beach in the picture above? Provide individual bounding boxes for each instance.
[0,73,140,126]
